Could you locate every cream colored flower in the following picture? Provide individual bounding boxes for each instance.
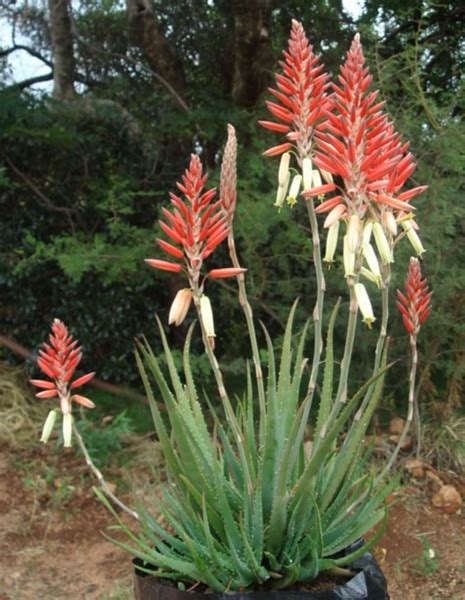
[286,174,302,206]
[278,152,291,186]
[200,295,215,339]
[63,413,73,448]
[40,410,58,444]
[362,242,381,280]
[401,220,426,256]
[302,157,313,190]
[347,214,362,252]
[343,235,356,277]
[373,222,393,265]
[324,221,340,264]
[168,288,193,326]
[275,172,291,209]
[354,283,376,328]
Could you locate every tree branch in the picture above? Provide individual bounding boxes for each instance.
[6,69,94,92]
[69,12,190,113]
[382,4,465,46]
[0,44,53,68]
[10,72,54,90]
[1,152,80,231]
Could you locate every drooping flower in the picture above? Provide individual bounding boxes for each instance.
[397,258,432,336]
[168,288,193,327]
[146,154,240,287]
[354,282,376,328]
[278,152,291,186]
[260,19,330,159]
[400,218,426,257]
[40,409,57,444]
[200,294,216,349]
[287,174,302,207]
[323,220,339,264]
[372,222,393,265]
[314,34,427,228]
[361,241,381,284]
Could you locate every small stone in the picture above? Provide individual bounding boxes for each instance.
[405,458,427,478]
[431,485,463,514]
[388,434,413,451]
[389,417,405,435]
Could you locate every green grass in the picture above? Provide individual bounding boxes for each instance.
[410,538,441,577]
[85,389,153,435]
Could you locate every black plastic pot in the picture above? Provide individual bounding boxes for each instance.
[133,541,389,599]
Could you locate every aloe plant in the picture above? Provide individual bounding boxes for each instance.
[90,304,393,591]
[31,18,432,594]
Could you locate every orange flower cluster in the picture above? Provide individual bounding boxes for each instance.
[261,23,427,231]
[314,34,426,224]
[259,19,330,160]
[145,154,244,285]
[31,319,95,414]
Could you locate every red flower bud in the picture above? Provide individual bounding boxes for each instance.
[262,143,294,157]
[144,259,183,273]
[397,258,432,336]
[209,268,247,279]
[71,372,96,389]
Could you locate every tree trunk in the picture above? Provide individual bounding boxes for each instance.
[48,0,76,100]
[232,0,273,107]
[126,0,186,97]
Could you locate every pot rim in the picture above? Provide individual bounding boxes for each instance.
[133,541,388,599]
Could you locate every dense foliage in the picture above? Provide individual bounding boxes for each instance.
[1,0,463,414]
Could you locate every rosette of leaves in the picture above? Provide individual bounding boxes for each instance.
[98,303,395,591]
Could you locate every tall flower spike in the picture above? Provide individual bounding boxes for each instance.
[146,154,230,286]
[397,258,432,336]
[31,320,96,444]
[314,33,427,229]
[260,19,330,159]
[220,124,237,223]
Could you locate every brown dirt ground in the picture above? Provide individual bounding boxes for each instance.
[1,443,464,600]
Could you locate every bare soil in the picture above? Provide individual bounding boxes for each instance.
[1,443,464,600]
[0,443,132,600]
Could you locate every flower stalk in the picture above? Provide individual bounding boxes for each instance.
[191,285,254,490]
[305,196,326,394]
[220,124,267,438]
[71,420,139,520]
[380,335,418,477]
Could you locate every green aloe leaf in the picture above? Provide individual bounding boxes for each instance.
[290,360,394,511]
